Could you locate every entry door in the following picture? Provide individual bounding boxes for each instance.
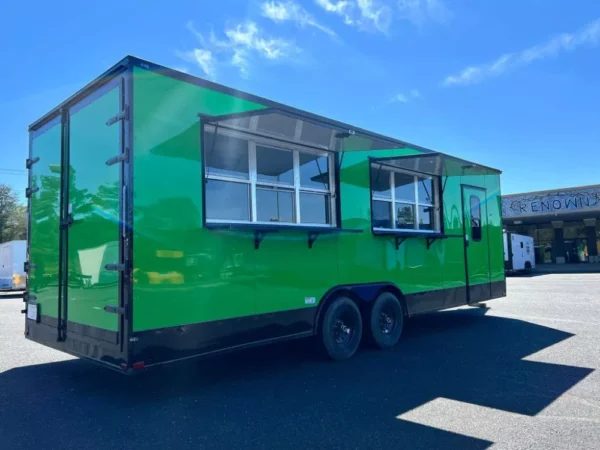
[63,78,126,342]
[462,186,491,303]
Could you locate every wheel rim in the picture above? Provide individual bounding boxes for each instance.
[379,307,397,335]
[332,311,356,346]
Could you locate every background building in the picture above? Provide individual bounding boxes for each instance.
[502,185,600,264]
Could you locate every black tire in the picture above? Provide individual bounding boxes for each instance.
[368,292,404,349]
[320,296,363,361]
[524,262,532,273]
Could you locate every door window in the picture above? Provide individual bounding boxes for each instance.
[470,195,482,241]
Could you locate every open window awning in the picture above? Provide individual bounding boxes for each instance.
[369,152,501,178]
[198,107,411,153]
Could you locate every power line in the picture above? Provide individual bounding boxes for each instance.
[0,167,27,177]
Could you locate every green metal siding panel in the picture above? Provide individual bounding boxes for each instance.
[66,85,121,332]
[254,235,340,315]
[29,123,62,318]
[338,149,444,294]
[485,174,505,283]
[130,67,505,331]
[441,176,467,289]
[132,68,267,331]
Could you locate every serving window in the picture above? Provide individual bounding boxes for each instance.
[204,125,335,227]
[370,163,440,233]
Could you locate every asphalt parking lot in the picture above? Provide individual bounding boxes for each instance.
[1,274,599,449]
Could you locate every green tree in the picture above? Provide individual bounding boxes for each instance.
[5,205,27,240]
[0,183,25,242]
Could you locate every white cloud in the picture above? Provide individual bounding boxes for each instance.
[315,0,355,25]
[397,0,452,26]
[390,93,409,103]
[444,18,600,87]
[262,1,336,36]
[316,0,448,32]
[389,88,421,103]
[225,22,258,47]
[181,20,300,78]
[262,1,291,21]
[223,22,300,60]
[357,0,392,33]
[176,48,217,79]
[231,48,250,78]
[315,0,391,33]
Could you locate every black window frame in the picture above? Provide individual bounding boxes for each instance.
[201,123,338,228]
[369,163,442,233]
[470,195,482,242]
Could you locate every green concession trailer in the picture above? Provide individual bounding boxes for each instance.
[24,56,505,373]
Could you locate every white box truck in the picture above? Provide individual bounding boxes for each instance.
[0,240,27,290]
[503,232,535,274]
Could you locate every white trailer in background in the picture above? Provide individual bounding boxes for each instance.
[0,240,27,290]
[503,232,535,274]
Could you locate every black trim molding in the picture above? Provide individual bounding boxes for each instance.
[131,307,316,367]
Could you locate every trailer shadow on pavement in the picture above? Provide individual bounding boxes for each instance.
[0,307,594,450]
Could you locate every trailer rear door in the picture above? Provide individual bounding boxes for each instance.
[27,73,130,351]
[28,117,62,317]
[63,78,127,342]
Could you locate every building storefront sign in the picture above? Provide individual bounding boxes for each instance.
[502,187,600,218]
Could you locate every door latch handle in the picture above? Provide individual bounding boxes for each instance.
[104,305,125,315]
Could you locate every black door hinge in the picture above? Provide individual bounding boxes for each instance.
[105,263,126,272]
[106,106,128,126]
[25,187,39,198]
[23,293,37,302]
[24,262,37,273]
[106,148,129,166]
[26,157,40,169]
[60,215,73,230]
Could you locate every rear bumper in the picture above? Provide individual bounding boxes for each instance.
[25,316,126,372]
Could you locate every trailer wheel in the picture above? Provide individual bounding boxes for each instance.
[320,296,362,361]
[368,292,404,349]
[524,262,532,274]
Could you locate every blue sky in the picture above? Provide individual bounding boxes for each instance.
[2,0,600,201]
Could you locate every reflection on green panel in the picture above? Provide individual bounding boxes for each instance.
[67,85,121,332]
[442,176,467,289]
[130,66,503,332]
[29,121,62,318]
[132,67,267,331]
[338,148,444,295]
[485,174,505,283]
